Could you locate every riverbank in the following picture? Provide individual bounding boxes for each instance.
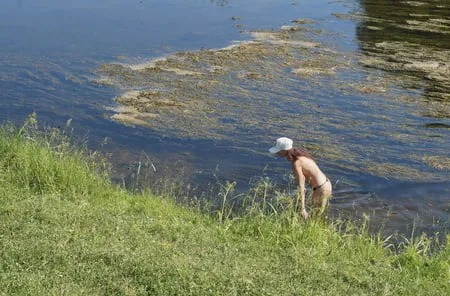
[0,121,448,295]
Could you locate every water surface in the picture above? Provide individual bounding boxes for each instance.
[0,0,448,236]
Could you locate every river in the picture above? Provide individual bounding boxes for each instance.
[0,0,449,237]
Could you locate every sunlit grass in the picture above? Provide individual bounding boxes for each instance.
[0,114,111,197]
[0,118,448,295]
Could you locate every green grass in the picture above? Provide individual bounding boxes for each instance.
[0,120,449,295]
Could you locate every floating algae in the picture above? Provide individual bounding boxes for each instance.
[97,7,450,182]
[96,27,342,141]
[366,163,439,181]
[361,41,450,75]
[420,155,450,170]
[399,19,450,34]
[291,19,318,25]
[402,1,427,7]
[355,0,450,101]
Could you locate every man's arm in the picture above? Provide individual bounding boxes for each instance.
[293,160,308,219]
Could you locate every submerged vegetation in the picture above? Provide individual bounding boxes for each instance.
[0,119,448,295]
[95,1,450,184]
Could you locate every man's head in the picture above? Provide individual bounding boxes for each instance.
[269,137,293,157]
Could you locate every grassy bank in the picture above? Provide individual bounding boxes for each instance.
[0,121,448,295]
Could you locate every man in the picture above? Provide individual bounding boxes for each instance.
[269,137,332,219]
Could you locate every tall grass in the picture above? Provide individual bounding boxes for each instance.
[0,114,111,197]
[0,118,448,295]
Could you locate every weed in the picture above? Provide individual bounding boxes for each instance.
[0,121,448,295]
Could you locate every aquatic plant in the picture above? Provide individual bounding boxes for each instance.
[97,13,450,184]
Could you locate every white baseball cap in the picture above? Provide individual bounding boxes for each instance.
[269,137,293,153]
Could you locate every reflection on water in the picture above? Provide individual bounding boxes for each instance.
[357,0,450,103]
[340,0,450,235]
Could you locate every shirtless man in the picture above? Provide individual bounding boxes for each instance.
[269,137,332,219]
